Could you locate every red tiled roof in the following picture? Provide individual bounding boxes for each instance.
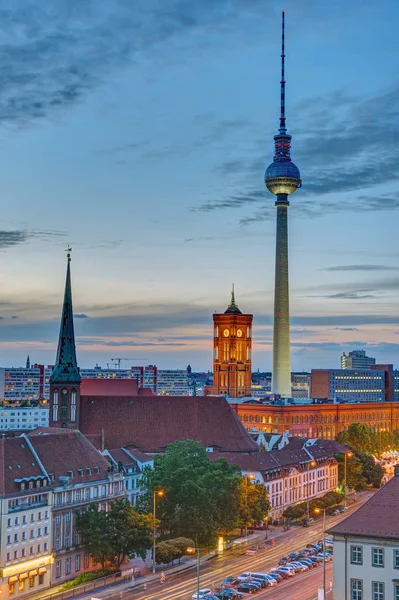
[79,395,258,453]
[81,378,140,397]
[329,476,399,539]
[0,438,45,495]
[28,429,110,483]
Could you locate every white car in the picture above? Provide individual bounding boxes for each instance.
[192,589,213,600]
[236,573,252,581]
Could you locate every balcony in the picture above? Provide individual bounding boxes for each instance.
[8,499,49,513]
[53,489,125,510]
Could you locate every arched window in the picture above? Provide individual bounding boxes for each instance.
[61,389,68,421]
[53,390,59,422]
[71,390,77,422]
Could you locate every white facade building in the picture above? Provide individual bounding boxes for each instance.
[157,370,188,396]
[103,448,154,506]
[330,467,399,600]
[341,349,376,370]
[0,407,49,431]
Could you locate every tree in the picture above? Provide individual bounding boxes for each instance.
[337,453,367,491]
[282,505,305,521]
[337,423,377,455]
[322,491,343,508]
[138,440,241,545]
[154,541,180,565]
[356,452,383,488]
[77,500,153,570]
[76,505,110,569]
[106,500,153,569]
[238,477,270,531]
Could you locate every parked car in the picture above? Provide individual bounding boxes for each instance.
[298,559,317,568]
[222,578,239,587]
[236,583,258,594]
[251,573,277,586]
[278,556,289,565]
[237,573,252,582]
[302,518,315,527]
[276,567,295,577]
[274,570,290,580]
[248,578,266,588]
[217,590,243,599]
[267,572,283,583]
[192,589,213,599]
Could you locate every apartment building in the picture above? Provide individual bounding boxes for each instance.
[330,467,399,600]
[103,448,154,506]
[0,407,49,431]
[0,428,125,599]
[209,438,342,523]
[157,370,188,396]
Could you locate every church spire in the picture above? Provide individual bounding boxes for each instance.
[224,284,242,314]
[50,249,81,383]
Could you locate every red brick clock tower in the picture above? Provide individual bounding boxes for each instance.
[208,288,253,398]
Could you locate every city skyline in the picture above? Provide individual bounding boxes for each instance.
[1,0,399,370]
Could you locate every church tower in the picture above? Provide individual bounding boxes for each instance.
[210,288,253,398]
[49,251,81,428]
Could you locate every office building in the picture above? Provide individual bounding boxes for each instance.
[0,407,49,431]
[0,365,46,404]
[157,369,188,396]
[311,366,394,402]
[80,365,157,394]
[330,466,399,600]
[341,349,376,370]
[264,12,301,396]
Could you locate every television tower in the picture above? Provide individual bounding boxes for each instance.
[265,11,301,396]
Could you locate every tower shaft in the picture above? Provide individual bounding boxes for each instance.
[272,195,291,396]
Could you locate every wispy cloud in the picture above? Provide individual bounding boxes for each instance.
[0,229,66,249]
[324,264,399,272]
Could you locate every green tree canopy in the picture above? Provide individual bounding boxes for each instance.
[337,453,367,491]
[138,440,242,545]
[337,423,377,455]
[356,452,384,488]
[238,477,270,530]
[77,500,153,570]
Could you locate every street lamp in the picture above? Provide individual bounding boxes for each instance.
[314,507,326,599]
[244,473,255,538]
[306,460,316,521]
[186,546,200,600]
[152,490,164,574]
[344,452,352,509]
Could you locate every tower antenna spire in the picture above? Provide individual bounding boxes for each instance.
[280,10,286,133]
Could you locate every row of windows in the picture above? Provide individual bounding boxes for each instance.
[351,546,399,568]
[241,413,394,426]
[6,543,48,561]
[55,553,88,578]
[9,572,45,595]
[351,579,399,600]
[7,510,49,526]
[6,527,49,543]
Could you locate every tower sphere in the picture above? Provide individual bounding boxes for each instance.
[264,159,301,196]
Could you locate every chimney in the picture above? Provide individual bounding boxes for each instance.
[395,465,399,478]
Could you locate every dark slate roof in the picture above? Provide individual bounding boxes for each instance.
[50,258,81,384]
[27,428,110,482]
[0,438,45,495]
[79,395,259,453]
[81,378,140,397]
[329,475,399,539]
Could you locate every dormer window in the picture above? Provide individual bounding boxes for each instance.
[21,482,25,490]
[94,467,100,474]
[86,468,92,475]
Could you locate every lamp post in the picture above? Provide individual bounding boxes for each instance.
[314,507,326,599]
[244,473,255,537]
[343,452,352,509]
[186,547,200,599]
[152,490,164,574]
[306,460,316,521]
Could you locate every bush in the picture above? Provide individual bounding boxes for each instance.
[60,569,115,590]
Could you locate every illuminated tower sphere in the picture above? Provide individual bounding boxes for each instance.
[264,11,301,397]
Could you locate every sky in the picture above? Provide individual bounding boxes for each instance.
[0,0,399,372]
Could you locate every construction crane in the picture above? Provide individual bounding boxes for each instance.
[110,357,148,369]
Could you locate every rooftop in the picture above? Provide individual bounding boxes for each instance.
[329,472,399,540]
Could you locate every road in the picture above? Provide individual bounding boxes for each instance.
[93,494,372,600]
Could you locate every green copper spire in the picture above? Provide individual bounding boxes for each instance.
[224,283,242,314]
[50,250,81,383]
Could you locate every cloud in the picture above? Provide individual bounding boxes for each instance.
[0,2,271,128]
[324,265,399,272]
[325,290,378,300]
[0,229,66,249]
[74,314,89,319]
[331,327,359,331]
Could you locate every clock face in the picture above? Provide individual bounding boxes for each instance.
[237,329,243,338]
[223,329,229,337]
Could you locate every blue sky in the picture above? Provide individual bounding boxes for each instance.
[0,0,399,371]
